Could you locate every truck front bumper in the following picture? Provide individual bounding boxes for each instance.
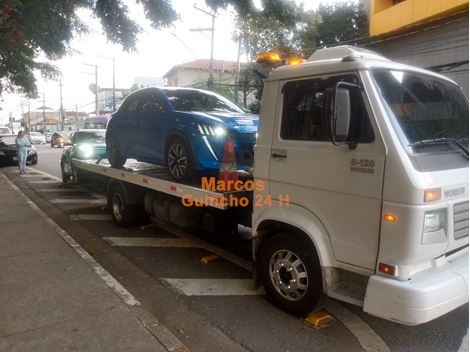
[363,249,468,325]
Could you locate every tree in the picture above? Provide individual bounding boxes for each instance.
[0,0,314,98]
[316,1,368,47]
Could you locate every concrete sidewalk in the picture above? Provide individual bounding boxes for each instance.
[0,170,184,352]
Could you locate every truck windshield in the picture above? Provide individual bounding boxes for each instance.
[372,69,468,159]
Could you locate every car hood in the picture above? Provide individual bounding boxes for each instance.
[192,111,259,133]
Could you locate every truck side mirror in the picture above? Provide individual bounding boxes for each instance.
[331,82,361,149]
[333,88,351,141]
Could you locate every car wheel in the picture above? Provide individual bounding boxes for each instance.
[258,233,324,316]
[107,132,126,168]
[31,155,37,165]
[166,137,193,181]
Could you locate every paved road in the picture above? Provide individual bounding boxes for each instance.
[12,145,468,352]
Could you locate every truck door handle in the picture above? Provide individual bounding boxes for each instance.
[271,151,287,159]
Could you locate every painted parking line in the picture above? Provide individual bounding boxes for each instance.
[104,234,253,273]
[28,180,59,184]
[37,188,84,193]
[25,167,61,181]
[161,278,264,296]
[69,214,112,221]
[104,237,197,248]
[51,198,105,205]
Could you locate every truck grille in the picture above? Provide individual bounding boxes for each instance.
[453,202,469,240]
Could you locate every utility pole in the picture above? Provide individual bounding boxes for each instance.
[59,80,64,130]
[235,38,242,103]
[83,63,99,115]
[191,5,216,88]
[42,93,46,133]
[27,100,31,133]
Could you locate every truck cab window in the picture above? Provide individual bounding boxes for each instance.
[280,74,374,143]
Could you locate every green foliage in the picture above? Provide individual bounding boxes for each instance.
[0,0,177,97]
[316,1,368,46]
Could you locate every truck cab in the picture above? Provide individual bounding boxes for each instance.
[253,46,468,325]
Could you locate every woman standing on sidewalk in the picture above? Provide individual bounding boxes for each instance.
[15,130,31,174]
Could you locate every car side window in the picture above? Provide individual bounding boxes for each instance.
[140,92,166,113]
[280,74,374,143]
[120,94,140,113]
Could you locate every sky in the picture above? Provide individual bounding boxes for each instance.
[0,0,355,125]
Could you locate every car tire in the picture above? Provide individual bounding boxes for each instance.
[166,137,193,181]
[107,132,126,168]
[31,155,37,165]
[108,182,139,228]
[258,232,324,316]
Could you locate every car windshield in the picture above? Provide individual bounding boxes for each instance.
[0,136,16,145]
[0,128,11,134]
[163,89,243,113]
[74,131,105,144]
[372,69,468,156]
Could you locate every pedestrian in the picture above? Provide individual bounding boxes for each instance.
[15,130,31,174]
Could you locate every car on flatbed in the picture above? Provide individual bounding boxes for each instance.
[106,87,258,181]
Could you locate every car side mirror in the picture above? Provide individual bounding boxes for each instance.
[331,82,360,150]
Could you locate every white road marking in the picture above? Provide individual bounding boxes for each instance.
[325,300,390,352]
[51,198,105,205]
[37,188,83,193]
[19,174,47,178]
[25,167,61,181]
[0,172,140,306]
[69,214,112,221]
[28,180,59,184]
[104,233,253,273]
[104,237,197,248]
[458,331,469,352]
[161,278,264,296]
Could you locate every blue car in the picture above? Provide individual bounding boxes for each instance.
[106,87,258,181]
[61,129,107,183]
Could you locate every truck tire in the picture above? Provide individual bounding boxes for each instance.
[107,133,126,168]
[108,183,139,227]
[258,232,324,316]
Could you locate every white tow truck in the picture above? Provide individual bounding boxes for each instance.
[72,46,468,326]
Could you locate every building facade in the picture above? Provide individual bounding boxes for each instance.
[364,0,469,95]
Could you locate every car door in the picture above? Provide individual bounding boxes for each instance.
[112,92,141,156]
[136,90,173,163]
[268,72,386,270]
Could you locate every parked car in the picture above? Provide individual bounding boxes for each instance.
[60,129,107,183]
[0,126,12,135]
[106,87,259,181]
[28,131,46,144]
[51,131,72,148]
[83,115,109,129]
[0,135,37,165]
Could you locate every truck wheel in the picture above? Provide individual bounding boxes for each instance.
[108,183,138,227]
[107,133,126,168]
[166,137,193,181]
[258,233,324,316]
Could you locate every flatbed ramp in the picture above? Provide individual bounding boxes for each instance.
[72,158,247,210]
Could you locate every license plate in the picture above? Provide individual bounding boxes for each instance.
[13,156,18,161]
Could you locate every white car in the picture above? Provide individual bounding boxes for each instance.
[28,132,46,144]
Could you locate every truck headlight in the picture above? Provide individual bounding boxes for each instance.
[422,208,447,244]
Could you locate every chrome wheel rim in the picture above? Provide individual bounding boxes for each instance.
[112,193,124,222]
[269,249,308,301]
[168,143,187,179]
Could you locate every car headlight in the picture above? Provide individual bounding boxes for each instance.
[78,144,93,158]
[422,208,447,244]
[195,122,226,137]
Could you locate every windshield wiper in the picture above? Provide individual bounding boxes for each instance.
[410,137,469,159]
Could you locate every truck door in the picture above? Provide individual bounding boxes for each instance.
[268,72,386,270]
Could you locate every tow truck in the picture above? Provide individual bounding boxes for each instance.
[71,46,468,326]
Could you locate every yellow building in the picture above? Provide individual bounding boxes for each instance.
[365,0,469,95]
